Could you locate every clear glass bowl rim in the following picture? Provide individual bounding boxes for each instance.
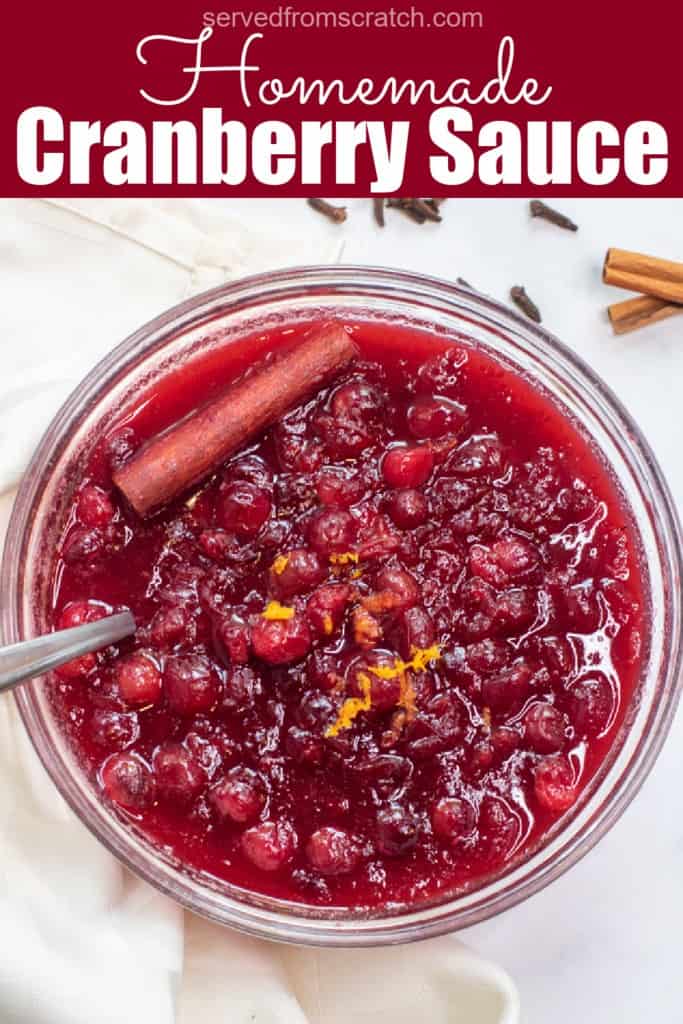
[2,263,682,947]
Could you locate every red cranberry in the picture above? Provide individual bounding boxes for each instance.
[241,820,297,872]
[297,691,336,732]
[77,485,114,527]
[358,515,402,561]
[416,346,468,392]
[495,588,537,632]
[153,742,205,806]
[479,796,521,861]
[394,606,436,659]
[492,536,539,577]
[375,567,420,611]
[387,488,429,529]
[376,804,419,856]
[469,544,510,588]
[481,660,533,712]
[382,445,434,489]
[348,652,402,712]
[55,602,110,679]
[221,666,261,712]
[269,548,326,598]
[316,468,364,507]
[315,412,372,458]
[101,752,155,810]
[150,605,196,649]
[286,726,324,766]
[210,765,266,823]
[524,702,567,753]
[199,530,238,563]
[432,797,476,844]
[407,395,466,440]
[491,725,521,759]
[331,379,384,422]
[568,676,614,737]
[307,509,356,557]
[306,827,360,875]
[306,584,351,637]
[218,482,271,539]
[448,435,505,478]
[90,709,139,749]
[534,755,577,812]
[466,639,509,674]
[115,652,162,707]
[215,615,251,665]
[62,526,103,566]
[163,655,219,715]
[252,613,312,665]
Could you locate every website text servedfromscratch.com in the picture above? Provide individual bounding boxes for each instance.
[202,8,484,30]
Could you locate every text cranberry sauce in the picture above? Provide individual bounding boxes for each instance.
[49,320,646,908]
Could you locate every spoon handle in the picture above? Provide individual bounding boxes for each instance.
[0,611,136,692]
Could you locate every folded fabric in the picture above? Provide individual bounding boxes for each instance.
[0,199,519,1024]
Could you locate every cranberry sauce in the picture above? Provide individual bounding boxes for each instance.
[48,319,646,909]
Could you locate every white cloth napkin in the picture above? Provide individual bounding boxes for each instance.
[0,199,520,1024]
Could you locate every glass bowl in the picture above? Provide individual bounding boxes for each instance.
[2,266,681,946]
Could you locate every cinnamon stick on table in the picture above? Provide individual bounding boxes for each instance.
[607,294,682,336]
[603,248,683,304]
[114,322,356,517]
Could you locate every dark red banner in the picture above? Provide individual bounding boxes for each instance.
[2,0,681,196]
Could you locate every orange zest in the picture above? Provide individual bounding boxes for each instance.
[322,614,334,636]
[271,554,289,575]
[325,673,373,738]
[329,551,359,566]
[367,644,441,680]
[261,600,295,621]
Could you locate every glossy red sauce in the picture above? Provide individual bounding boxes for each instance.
[47,319,646,909]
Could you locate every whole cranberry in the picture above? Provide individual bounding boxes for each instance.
[153,742,205,806]
[104,427,137,474]
[448,435,505,478]
[387,488,429,529]
[252,613,312,665]
[481,660,533,712]
[77,485,115,527]
[90,709,139,749]
[393,606,436,660]
[495,588,537,633]
[214,615,251,665]
[375,567,420,610]
[101,752,156,811]
[524,702,567,753]
[286,726,324,766]
[297,691,336,732]
[381,445,434,489]
[432,797,476,844]
[218,481,271,539]
[492,536,539,577]
[307,509,356,557]
[466,639,509,675]
[115,652,162,707]
[150,605,196,649]
[376,804,419,856]
[534,755,577,812]
[306,584,351,637]
[479,796,521,862]
[55,601,109,679]
[163,654,219,715]
[331,379,384,422]
[316,468,364,507]
[568,676,613,737]
[407,395,467,440]
[306,827,360,875]
[62,526,103,566]
[221,665,261,712]
[210,765,266,824]
[348,652,402,712]
[241,820,298,872]
[55,652,97,681]
[269,548,326,598]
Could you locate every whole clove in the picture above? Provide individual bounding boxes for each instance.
[307,198,347,224]
[510,285,542,323]
[529,200,578,232]
[386,198,443,224]
[373,198,385,227]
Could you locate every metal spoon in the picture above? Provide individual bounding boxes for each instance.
[0,611,136,692]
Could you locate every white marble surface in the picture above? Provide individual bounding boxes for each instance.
[5,198,683,1023]
[220,198,683,1024]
